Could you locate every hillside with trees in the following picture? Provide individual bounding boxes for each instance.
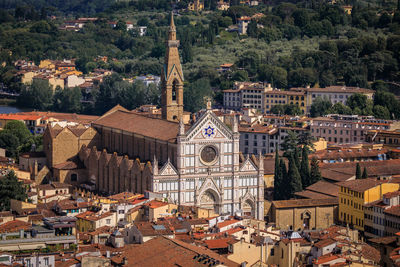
[0,0,399,114]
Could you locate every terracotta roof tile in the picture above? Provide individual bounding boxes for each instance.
[0,220,31,233]
[217,219,240,228]
[314,238,336,248]
[111,236,239,266]
[337,178,393,193]
[295,190,336,199]
[76,211,114,221]
[144,200,168,209]
[273,198,338,209]
[204,237,237,249]
[305,180,340,197]
[384,205,400,216]
[320,159,400,181]
[93,109,183,142]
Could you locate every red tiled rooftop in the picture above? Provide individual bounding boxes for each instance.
[0,220,31,233]
[111,236,239,267]
[313,254,341,265]
[314,238,336,248]
[144,200,168,209]
[76,211,113,221]
[204,237,236,249]
[217,219,240,229]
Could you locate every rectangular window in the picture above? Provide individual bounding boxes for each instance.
[185,157,195,167]
[224,204,232,213]
[224,189,232,200]
[185,180,195,190]
[185,191,194,202]
[224,143,233,153]
[224,178,232,187]
[185,144,195,155]
[224,155,232,165]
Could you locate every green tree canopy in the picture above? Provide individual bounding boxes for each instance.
[362,167,368,179]
[309,157,322,184]
[300,146,310,188]
[184,78,213,113]
[17,79,53,110]
[310,97,332,117]
[0,171,27,211]
[53,87,82,113]
[287,153,302,198]
[356,163,362,179]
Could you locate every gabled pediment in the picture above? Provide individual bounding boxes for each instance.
[197,176,221,196]
[159,160,178,176]
[166,64,184,83]
[240,157,257,172]
[240,189,256,204]
[185,111,233,141]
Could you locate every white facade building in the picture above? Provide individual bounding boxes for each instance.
[152,104,265,219]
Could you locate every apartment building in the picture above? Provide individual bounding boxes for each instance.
[338,179,399,231]
[310,114,394,144]
[0,219,77,252]
[364,191,400,238]
[239,123,308,155]
[224,84,374,115]
[366,129,400,146]
[223,82,273,112]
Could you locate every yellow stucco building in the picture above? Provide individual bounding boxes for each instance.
[338,179,399,231]
[264,90,307,114]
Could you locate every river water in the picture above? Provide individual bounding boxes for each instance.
[0,105,31,114]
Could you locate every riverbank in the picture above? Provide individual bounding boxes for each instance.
[0,98,16,106]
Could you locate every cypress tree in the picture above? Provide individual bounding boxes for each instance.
[356,163,362,179]
[279,158,288,199]
[300,146,310,188]
[310,157,322,184]
[294,147,301,170]
[288,154,302,199]
[273,150,282,200]
[362,167,368,179]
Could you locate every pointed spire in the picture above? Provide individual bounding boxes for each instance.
[153,154,158,175]
[168,11,176,41]
[179,117,185,135]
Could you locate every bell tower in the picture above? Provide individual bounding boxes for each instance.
[161,12,184,122]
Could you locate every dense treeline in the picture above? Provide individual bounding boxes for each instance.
[15,73,213,115]
[0,0,399,115]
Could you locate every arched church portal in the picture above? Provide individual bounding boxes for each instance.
[200,189,220,214]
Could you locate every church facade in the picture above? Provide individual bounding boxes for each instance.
[45,13,264,219]
[153,104,264,218]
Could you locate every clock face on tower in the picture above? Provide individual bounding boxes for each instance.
[200,145,218,164]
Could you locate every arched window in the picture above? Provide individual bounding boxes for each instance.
[172,80,178,101]
[71,173,78,182]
